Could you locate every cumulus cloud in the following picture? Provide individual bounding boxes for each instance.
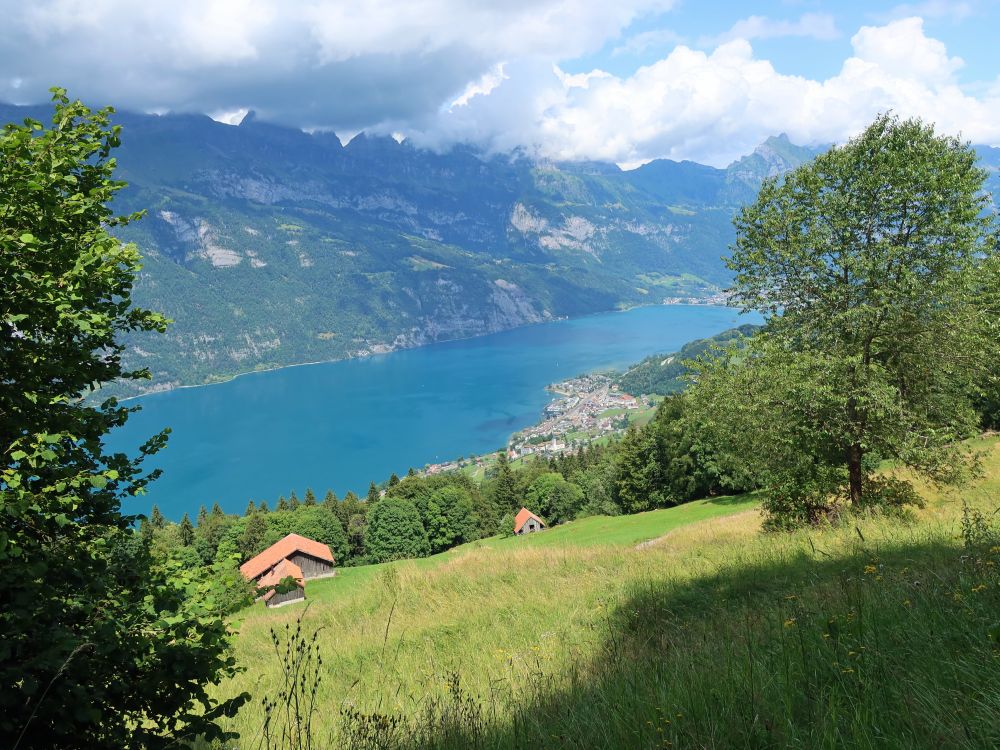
[0,0,673,132]
[409,17,1000,166]
[1,4,998,167]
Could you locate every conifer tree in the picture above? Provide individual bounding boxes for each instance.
[407,467,417,477]
[211,502,225,519]
[493,451,518,515]
[613,425,664,514]
[277,496,290,511]
[197,504,208,528]
[389,473,400,487]
[245,500,257,516]
[179,513,195,546]
[240,513,267,559]
[322,489,338,509]
[303,488,317,506]
[367,481,380,504]
[258,500,270,514]
[150,505,166,529]
[289,490,300,510]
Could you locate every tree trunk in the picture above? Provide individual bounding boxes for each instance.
[848,443,864,506]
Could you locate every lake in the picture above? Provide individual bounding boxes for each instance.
[109,305,755,519]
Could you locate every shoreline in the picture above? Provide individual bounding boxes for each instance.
[117,299,732,404]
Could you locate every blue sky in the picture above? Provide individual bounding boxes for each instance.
[571,1,997,83]
[1,1,998,166]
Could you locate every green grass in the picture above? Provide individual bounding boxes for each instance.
[462,495,755,550]
[216,438,1000,748]
[228,496,758,618]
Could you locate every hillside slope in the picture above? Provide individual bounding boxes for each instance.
[615,322,761,395]
[1,101,826,395]
[217,436,1000,748]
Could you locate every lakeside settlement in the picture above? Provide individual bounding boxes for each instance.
[422,373,656,477]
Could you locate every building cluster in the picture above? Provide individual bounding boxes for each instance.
[508,374,641,459]
[416,374,648,480]
[661,290,729,305]
[424,454,487,476]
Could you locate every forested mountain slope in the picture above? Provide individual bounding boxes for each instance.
[2,104,828,394]
[615,323,761,396]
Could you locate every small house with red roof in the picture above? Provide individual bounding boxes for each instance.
[239,533,336,608]
[514,507,546,535]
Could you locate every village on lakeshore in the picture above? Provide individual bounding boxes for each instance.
[421,372,656,477]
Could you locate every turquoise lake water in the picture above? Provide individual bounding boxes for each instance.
[109,305,755,519]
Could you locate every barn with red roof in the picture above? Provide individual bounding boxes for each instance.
[514,507,546,535]
[239,533,336,607]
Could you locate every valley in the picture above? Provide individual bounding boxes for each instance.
[0,101,822,397]
[5,8,1000,750]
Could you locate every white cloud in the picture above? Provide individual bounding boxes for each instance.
[449,64,509,110]
[0,0,675,127]
[852,16,963,83]
[209,107,250,125]
[1,5,998,168]
[702,12,839,47]
[411,18,1000,166]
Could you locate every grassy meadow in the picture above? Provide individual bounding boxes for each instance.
[218,437,1000,748]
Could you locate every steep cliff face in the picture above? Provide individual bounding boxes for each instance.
[0,102,832,395]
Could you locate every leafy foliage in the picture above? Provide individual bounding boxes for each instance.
[366,497,431,562]
[694,114,999,526]
[0,90,247,749]
[524,472,585,525]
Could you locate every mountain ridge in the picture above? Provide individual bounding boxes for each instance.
[0,104,854,395]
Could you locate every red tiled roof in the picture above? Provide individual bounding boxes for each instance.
[514,507,544,532]
[258,558,304,587]
[259,558,304,602]
[239,533,334,580]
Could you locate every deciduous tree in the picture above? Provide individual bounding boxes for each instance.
[0,89,246,748]
[366,497,429,562]
[699,114,998,524]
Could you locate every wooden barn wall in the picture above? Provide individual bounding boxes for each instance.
[267,588,304,608]
[288,552,334,579]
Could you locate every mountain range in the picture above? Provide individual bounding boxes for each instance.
[3,102,997,396]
